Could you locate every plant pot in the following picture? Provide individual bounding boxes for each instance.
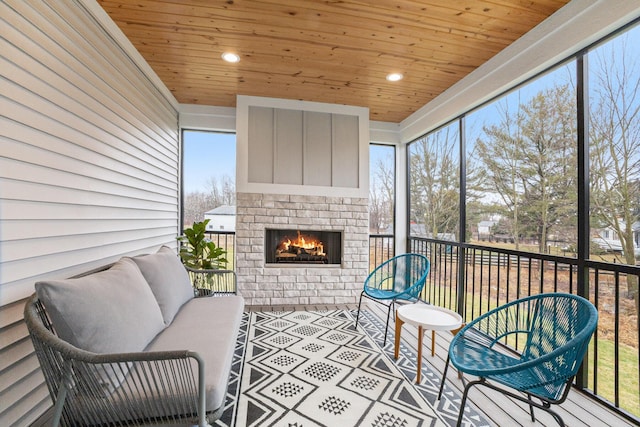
[195,288,212,297]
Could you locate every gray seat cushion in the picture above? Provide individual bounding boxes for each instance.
[144,295,245,412]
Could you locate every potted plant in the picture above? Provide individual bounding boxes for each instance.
[177,219,229,295]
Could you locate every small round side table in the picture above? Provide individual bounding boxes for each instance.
[394,303,463,383]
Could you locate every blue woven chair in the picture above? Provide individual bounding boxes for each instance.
[438,293,598,427]
[355,253,430,345]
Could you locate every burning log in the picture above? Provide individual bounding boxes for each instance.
[275,230,328,263]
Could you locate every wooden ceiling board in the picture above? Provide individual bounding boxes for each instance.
[118,28,491,79]
[98,0,570,122]
[118,0,546,41]
[134,41,475,84]
[98,5,508,60]
[100,3,508,70]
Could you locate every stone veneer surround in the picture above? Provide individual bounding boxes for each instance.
[236,192,369,306]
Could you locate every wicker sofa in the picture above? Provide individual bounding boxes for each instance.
[24,246,244,427]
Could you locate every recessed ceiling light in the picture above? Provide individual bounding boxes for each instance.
[386,73,403,82]
[221,52,240,63]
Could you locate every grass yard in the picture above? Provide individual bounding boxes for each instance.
[588,339,640,418]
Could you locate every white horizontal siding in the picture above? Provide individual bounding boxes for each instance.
[0,0,180,425]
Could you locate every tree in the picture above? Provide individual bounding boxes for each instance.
[517,85,577,252]
[183,174,236,227]
[205,175,236,206]
[369,188,384,233]
[474,100,525,249]
[183,192,210,226]
[589,33,640,308]
[474,84,577,252]
[409,124,460,239]
[376,156,395,229]
[369,155,394,234]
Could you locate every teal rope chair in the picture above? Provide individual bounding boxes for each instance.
[355,253,430,345]
[438,293,598,427]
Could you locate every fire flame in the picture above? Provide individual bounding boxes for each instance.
[279,230,324,254]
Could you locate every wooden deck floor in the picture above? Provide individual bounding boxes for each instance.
[248,302,636,427]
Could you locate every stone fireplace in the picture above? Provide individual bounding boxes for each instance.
[236,193,368,306]
[235,96,370,306]
[265,228,342,265]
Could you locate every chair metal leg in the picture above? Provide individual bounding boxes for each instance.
[52,361,73,427]
[462,378,567,427]
[383,300,393,346]
[355,291,365,328]
[527,392,536,422]
[456,378,484,427]
[544,404,566,427]
[438,354,451,400]
[51,384,68,427]
[356,293,402,347]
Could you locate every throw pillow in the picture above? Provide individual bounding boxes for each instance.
[35,257,165,393]
[130,246,194,325]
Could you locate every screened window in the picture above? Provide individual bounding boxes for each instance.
[181,130,236,230]
[369,144,395,234]
[408,122,460,240]
[465,63,577,255]
[404,20,640,419]
[589,24,640,265]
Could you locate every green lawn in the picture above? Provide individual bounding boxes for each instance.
[587,339,640,418]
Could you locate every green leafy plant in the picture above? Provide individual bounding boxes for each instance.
[177,219,228,270]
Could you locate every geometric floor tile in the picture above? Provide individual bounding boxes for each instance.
[215,309,491,427]
[354,309,492,427]
[235,310,448,427]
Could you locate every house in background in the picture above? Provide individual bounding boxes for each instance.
[477,219,498,241]
[592,221,640,254]
[204,205,236,232]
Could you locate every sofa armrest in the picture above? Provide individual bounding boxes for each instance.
[185,267,237,296]
[24,295,211,427]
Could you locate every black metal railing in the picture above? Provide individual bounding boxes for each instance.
[586,260,640,418]
[204,231,236,270]
[208,230,637,418]
[409,236,640,422]
[369,234,395,271]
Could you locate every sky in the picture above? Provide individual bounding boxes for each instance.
[466,23,640,150]
[182,131,236,193]
[370,144,395,188]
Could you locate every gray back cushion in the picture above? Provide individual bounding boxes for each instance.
[35,257,165,354]
[130,246,194,325]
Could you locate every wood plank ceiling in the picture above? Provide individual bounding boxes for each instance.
[98,0,570,123]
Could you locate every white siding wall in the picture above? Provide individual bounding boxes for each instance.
[0,1,179,425]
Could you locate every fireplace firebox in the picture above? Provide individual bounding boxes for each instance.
[265,229,342,265]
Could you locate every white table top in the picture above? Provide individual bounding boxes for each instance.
[396,304,463,331]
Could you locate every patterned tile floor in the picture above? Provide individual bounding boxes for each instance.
[215,308,488,427]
